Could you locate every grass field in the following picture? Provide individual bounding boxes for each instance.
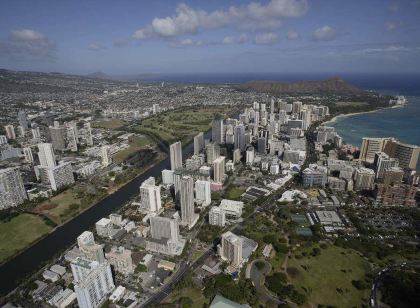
[34,189,82,224]
[287,244,371,307]
[134,106,232,145]
[224,186,246,201]
[0,213,52,263]
[113,136,151,163]
[164,287,208,307]
[92,119,127,129]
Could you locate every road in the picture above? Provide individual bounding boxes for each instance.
[140,249,214,307]
[249,260,286,306]
[141,179,294,307]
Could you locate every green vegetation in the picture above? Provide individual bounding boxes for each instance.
[0,213,52,263]
[334,101,369,107]
[135,264,147,273]
[92,119,127,129]
[381,269,420,308]
[223,185,245,201]
[197,224,222,244]
[133,105,232,145]
[203,273,258,305]
[165,286,208,307]
[287,244,371,307]
[34,186,107,224]
[113,135,151,163]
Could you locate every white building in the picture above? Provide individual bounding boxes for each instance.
[95,218,113,238]
[219,199,243,218]
[77,231,105,263]
[195,179,211,206]
[146,216,186,255]
[209,206,226,227]
[218,231,243,267]
[42,162,75,191]
[38,143,56,168]
[71,258,115,308]
[213,156,226,184]
[180,176,199,229]
[161,169,174,185]
[4,125,16,140]
[139,177,161,213]
[23,147,34,163]
[101,145,111,167]
[170,141,182,171]
[0,167,27,209]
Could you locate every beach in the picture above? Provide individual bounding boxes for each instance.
[322,104,404,126]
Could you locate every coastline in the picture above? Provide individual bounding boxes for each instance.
[322,104,404,126]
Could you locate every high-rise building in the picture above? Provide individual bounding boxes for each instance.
[219,231,243,267]
[195,180,211,206]
[257,137,266,154]
[161,169,174,185]
[388,141,420,170]
[376,184,417,206]
[206,142,220,164]
[71,258,115,308]
[139,177,161,213]
[193,132,205,155]
[67,126,78,152]
[147,216,186,255]
[77,231,105,263]
[49,126,67,151]
[0,135,7,145]
[359,137,393,163]
[302,164,327,188]
[246,147,255,165]
[374,152,399,180]
[234,124,246,151]
[18,109,29,129]
[101,146,111,167]
[4,125,16,140]
[150,216,179,243]
[292,101,302,114]
[84,123,94,146]
[383,167,404,185]
[0,167,27,209]
[31,127,41,140]
[170,141,182,171]
[38,143,56,168]
[209,206,225,227]
[233,148,241,164]
[354,167,375,191]
[212,118,224,145]
[213,156,226,183]
[23,147,34,163]
[180,176,198,228]
[45,162,75,191]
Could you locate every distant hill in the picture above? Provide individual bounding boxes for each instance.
[86,71,113,80]
[242,77,365,95]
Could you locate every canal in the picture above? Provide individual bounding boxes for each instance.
[0,133,204,295]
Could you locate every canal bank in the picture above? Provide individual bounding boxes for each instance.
[0,131,208,296]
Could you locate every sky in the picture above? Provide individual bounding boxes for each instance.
[0,0,419,75]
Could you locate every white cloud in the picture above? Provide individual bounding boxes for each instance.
[223,34,248,44]
[312,25,336,41]
[88,43,106,51]
[0,29,56,58]
[287,30,299,40]
[113,38,130,47]
[133,0,308,40]
[171,38,206,47]
[255,32,278,45]
[358,45,413,54]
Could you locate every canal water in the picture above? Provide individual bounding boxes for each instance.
[0,132,205,295]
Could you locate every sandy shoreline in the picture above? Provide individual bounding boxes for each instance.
[322,104,404,125]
